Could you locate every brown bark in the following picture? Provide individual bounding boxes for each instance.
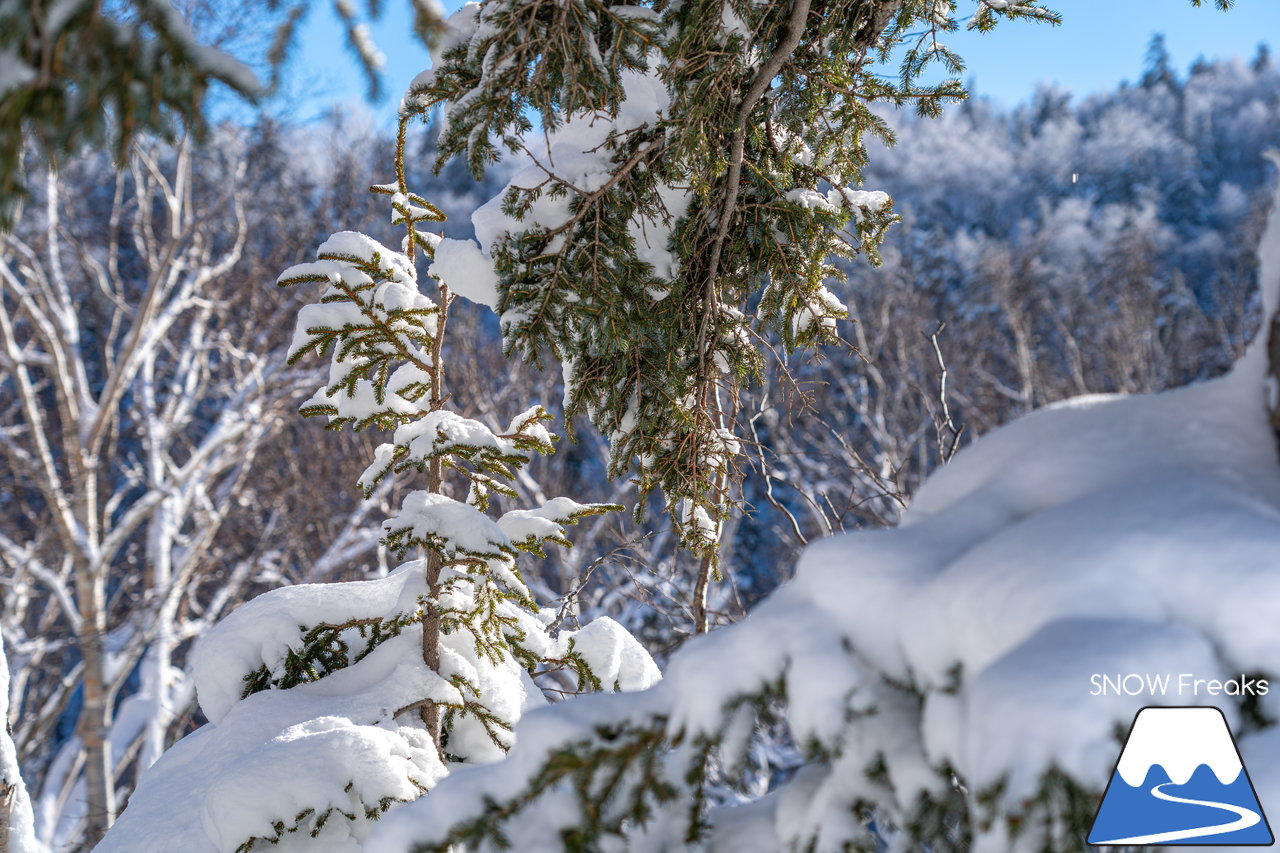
[0,779,13,853]
[421,545,444,754]
[420,286,452,757]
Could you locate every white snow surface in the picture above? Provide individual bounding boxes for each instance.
[1,634,44,853]
[384,491,511,557]
[191,568,428,725]
[498,497,598,545]
[101,628,455,853]
[396,409,517,462]
[1116,707,1243,787]
[429,237,500,308]
[366,178,1280,853]
[569,616,662,692]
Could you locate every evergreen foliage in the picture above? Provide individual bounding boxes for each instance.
[406,0,1062,562]
[227,117,634,844]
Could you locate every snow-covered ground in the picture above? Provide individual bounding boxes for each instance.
[95,562,658,853]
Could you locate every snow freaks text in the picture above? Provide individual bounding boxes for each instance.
[1090,674,1270,697]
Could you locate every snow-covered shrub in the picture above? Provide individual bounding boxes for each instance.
[95,117,658,853]
[360,179,1280,852]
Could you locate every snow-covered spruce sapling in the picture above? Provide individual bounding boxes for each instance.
[93,118,659,853]
[276,115,650,801]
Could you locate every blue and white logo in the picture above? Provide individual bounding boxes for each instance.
[1089,706,1273,846]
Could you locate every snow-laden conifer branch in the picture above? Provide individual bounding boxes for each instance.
[406,0,1059,572]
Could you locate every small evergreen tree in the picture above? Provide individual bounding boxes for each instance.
[272,115,643,758]
[94,117,658,853]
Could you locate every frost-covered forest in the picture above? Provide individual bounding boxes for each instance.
[3,0,1280,851]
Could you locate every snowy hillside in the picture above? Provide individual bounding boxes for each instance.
[363,178,1280,852]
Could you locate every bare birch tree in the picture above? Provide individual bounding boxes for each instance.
[0,138,328,849]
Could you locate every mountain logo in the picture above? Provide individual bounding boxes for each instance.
[1088,706,1273,846]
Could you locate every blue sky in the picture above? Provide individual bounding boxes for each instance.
[285,0,1279,123]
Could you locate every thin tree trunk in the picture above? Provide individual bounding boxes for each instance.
[77,568,114,843]
[140,502,176,772]
[692,553,713,634]
[0,780,12,853]
[421,532,443,754]
[420,286,451,757]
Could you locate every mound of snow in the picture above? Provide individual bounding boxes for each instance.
[101,560,658,853]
